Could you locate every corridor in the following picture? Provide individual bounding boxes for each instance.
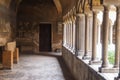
[0,52,75,80]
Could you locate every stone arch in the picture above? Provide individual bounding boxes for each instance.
[76,0,85,13]
[0,0,11,8]
[76,0,92,13]
[9,0,22,11]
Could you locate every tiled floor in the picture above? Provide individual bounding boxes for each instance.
[0,52,75,80]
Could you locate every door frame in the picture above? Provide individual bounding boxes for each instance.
[39,22,53,52]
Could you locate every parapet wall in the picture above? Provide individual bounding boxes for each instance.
[62,46,106,80]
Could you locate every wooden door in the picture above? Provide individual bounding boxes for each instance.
[39,24,52,52]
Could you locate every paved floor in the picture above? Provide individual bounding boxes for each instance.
[0,52,75,80]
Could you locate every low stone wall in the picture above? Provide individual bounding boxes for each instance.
[62,46,106,80]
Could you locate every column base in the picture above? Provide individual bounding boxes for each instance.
[77,51,84,56]
[69,46,73,50]
[82,55,91,60]
[82,51,91,60]
[72,49,75,53]
[99,67,119,73]
[89,60,102,65]
[75,50,84,57]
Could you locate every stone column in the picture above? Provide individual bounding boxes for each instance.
[89,15,93,57]
[68,22,70,48]
[109,22,113,44]
[68,21,71,48]
[114,6,120,69]
[115,6,120,80]
[66,22,68,47]
[75,13,85,56]
[69,21,71,49]
[83,14,92,59]
[70,21,73,50]
[72,19,76,52]
[63,23,66,46]
[99,6,110,72]
[75,15,79,56]
[89,11,100,64]
[64,23,67,46]
[98,23,101,44]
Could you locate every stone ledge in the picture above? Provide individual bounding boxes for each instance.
[82,55,91,60]
[99,67,119,73]
[89,60,102,65]
[62,46,118,80]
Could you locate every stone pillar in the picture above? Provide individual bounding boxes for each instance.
[75,13,85,56]
[83,14,92,59]
[65,23,67,46]
[67,22,69,48]
[72,19,76,52]
[66,22,68,47]
[63,23,66,46]
[99,6,110,72]
[89,15,93,56]
[75,16,79,56]
[114,6,120,69]
[69,22,71,49]
[68,21,71,49]
[98,23,101,44]
[70,21,73,49]
[89,11,100,64]
[109,22,113,44]
[115,6,120,80]
[68,22,70,48]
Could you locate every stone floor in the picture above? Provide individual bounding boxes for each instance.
[0,52,75,80]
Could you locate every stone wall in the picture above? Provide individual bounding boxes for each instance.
[16,22,36,52]
[16,21,62,52]
[62,46,106,80]
[52,22,62,52]
[0,4,16,46]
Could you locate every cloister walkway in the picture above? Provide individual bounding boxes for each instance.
[0,52,75,80]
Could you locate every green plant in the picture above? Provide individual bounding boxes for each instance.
[108,51,115,64]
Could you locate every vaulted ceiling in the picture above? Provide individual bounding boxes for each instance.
[17,0,58,22]
[15,0,76,22]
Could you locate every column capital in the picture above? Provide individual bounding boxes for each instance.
[103,5,111,12]
[93,10,99,13]
[85,13,93,17]
[93,10,99,14]
[63,22,66,25]
[76,13,85,17]
[71,16,76,22]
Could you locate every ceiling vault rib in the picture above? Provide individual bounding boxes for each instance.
[53,0,62,14]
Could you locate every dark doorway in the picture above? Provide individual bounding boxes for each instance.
[39,24,52,52]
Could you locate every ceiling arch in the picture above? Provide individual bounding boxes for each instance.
[17,0,59,22]
[53,0,62,14]
[8,0,77,22]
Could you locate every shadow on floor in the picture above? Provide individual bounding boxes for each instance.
[57,56,76,80]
